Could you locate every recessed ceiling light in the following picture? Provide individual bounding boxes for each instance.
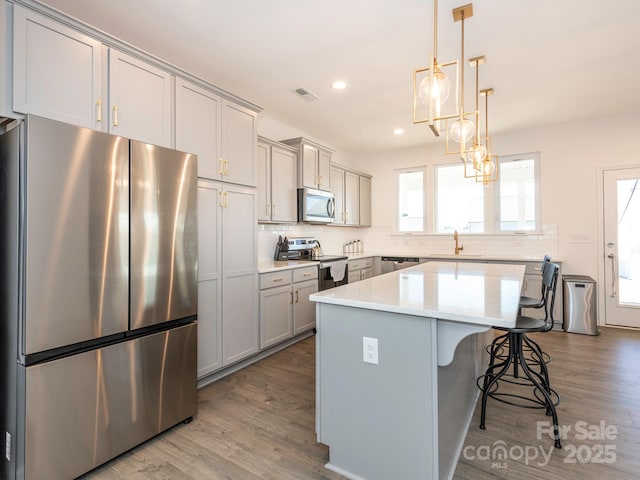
[332,81,347,90]
[393,128,405,135]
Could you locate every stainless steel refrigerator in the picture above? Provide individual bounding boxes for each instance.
[0,115,198,480]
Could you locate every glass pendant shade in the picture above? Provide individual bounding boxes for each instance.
[465,143,487,169]
[418,70,451,105]
[449,118,475,144]
[481,158,496,176]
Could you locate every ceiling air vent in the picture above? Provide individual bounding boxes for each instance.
[294,87,319,102]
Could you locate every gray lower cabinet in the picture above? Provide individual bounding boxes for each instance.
[348,257,374,283]
[259,266,318,349]
[260,280,293,349]
[292,267,319,334]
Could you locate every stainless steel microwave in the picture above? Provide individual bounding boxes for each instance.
[298,187,335,223]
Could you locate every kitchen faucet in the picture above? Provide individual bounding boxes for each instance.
[454,230,463,255]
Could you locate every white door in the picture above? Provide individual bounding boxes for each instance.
[603,167,640,327]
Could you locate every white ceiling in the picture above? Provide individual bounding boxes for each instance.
[41,0,640,154]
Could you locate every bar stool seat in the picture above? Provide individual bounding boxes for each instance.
[495,316,547,333]
[478,262,562,449]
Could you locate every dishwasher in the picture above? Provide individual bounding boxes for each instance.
[381,256,420,274]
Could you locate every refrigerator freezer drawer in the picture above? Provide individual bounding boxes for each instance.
[22,323,197,480]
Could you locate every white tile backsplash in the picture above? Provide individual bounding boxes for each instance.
[258,223,559,261]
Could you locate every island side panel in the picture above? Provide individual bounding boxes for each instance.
[437,331,490,480]
[316,303,439,480]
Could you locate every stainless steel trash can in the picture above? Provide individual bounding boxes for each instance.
[563,275,598,335]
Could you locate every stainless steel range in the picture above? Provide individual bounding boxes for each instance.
[286,237,348,290]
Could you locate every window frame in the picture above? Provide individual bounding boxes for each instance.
[494,152,541,233]
[393,152,542,235]
[433,162,489,234]
[394,166,427,234]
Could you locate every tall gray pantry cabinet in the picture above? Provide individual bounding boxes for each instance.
[176,80,259,379]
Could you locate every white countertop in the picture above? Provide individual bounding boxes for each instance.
[258,260,319,273]
[310,261,525,328]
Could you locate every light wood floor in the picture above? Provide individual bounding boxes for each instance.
[83,327,640,480]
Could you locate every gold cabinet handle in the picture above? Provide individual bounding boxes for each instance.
[272,204,276,216]
[272,277,284,283]
[112,105,118,126]
[266,204,271,216]
[218,159,224,175]
[295,290,299,303]
[303,272,311,277]
[218,191,223,207]
[96,100,102,122]
[318,175,323,186]
[224,159,229,175]
[289,291,293,304]
[224,191,229,207]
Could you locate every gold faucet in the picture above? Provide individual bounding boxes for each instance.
[454,230,463,255]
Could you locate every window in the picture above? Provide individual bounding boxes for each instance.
[435,163,485,233]
[396,167,425,233]
[430,153,541,234]
[496,153,540,232]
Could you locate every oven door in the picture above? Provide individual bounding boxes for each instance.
[319,262,348,290]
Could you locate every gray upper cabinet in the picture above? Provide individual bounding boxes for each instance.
[176,80,257,187]
[344,170,359,227]
[108,49,174,148]
[331,163,372,227]
[12,5,104,129]
[331,164,345,225]
[175,78,222,179]
[359,175,372,226]
[257,136,298,223]
[281,137,333,191]
[221,100,257,187]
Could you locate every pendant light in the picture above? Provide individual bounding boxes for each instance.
[461,56,486,178]
[413,0,460,136]
[446,4,475,152]
[475,88,499,186]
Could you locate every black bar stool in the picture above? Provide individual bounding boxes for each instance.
[478,262,562,449]
[487,255,553,370]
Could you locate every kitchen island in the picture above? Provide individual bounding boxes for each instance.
[310,261,525,480]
